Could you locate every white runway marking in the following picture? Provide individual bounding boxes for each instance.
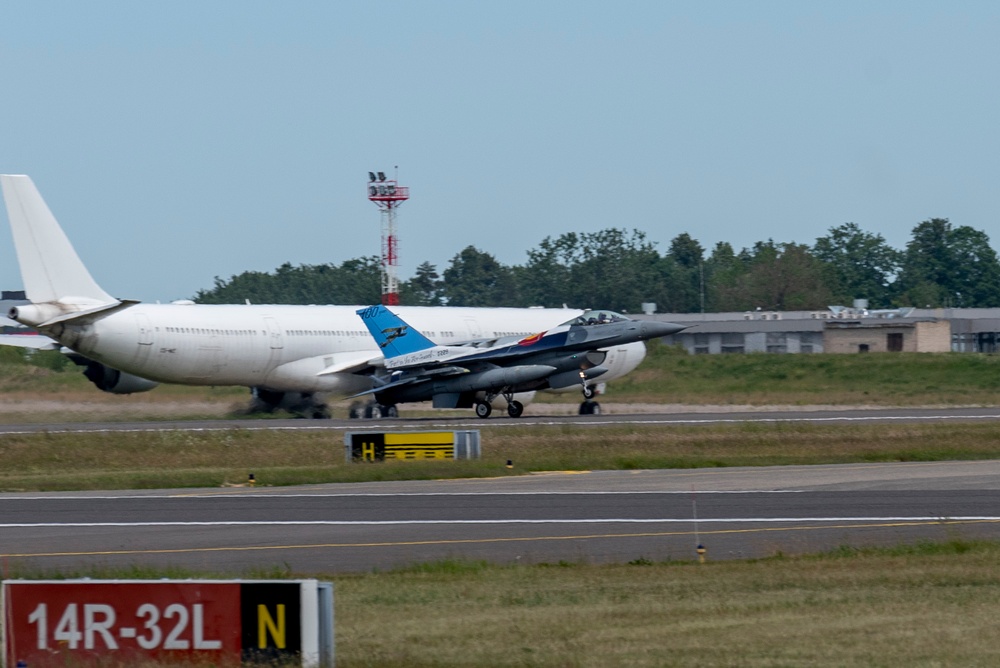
[0,490,802,500]
[2,517,999,528]
[1,412,999,435]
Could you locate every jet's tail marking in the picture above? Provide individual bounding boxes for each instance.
[357,305,436,359]
[0,174,114,305]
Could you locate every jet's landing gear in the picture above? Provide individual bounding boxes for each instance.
[348,401,398,419]
[578,383,601,416]
[477,389,524,419]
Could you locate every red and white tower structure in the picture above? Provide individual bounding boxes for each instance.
[367,170,409,306]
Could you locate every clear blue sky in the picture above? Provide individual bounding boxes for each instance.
[2,2,999,302]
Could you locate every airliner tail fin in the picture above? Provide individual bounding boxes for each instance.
[0,175,114,305]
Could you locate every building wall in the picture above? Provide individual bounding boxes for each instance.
[823,321,950,354]
[673,331,825,354]
[914,320,952,352]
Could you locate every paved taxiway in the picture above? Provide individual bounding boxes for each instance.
[3,460,1000,574]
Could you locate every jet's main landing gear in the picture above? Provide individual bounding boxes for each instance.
[476,389,525,419]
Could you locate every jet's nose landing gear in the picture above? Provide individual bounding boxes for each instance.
[579,383,601,415]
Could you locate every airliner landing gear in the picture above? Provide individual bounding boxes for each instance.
[349,401,398,419]
[248,389,331,419]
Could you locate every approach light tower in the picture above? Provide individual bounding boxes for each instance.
[367,170,409,306]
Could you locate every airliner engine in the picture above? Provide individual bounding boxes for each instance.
[79,359,160,394]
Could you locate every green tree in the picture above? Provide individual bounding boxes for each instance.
[895,218,1000,307]
[401,261,443,305]
[703,241,742,311]
[661,233,705,313]
[514,229,662,311]
[441,246,519,306]
[711,241,832,311]
[813,223,900,308]
[516,233,580,307]
[194,257,381,305]
[565,229,661,312]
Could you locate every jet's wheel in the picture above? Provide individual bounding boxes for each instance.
[582,385,596,399]
[475,402,493,418]
[507,400,524,418]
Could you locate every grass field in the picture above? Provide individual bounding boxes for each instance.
[6,345,1000,419]
[8,541,1000,667]
[3,419,1000,491]
[5,349,1000,665]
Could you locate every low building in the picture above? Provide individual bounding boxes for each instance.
[823,319,951,353]
[637,306,1000,354]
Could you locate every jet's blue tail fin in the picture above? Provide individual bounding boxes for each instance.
[357,305,436,359]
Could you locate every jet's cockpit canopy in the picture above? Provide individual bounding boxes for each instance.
[563,310,629,327]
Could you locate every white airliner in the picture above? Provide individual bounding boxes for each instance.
[0,175,650,417]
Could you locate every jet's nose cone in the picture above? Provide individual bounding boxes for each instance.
[639,320,687,339]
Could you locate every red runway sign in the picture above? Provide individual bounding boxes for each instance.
[2,580,332,667]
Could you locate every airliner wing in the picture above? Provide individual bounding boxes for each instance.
[314,352,386,376]
[0,333,61,350]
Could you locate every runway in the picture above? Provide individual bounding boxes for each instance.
[3,460,1000,574]
[1,404,999,435]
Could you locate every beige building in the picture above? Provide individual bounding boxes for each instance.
[822,320,951,354]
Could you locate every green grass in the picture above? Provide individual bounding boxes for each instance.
[8,540,1000,667]
[594,342,1000,406]
[3,420,1000,491]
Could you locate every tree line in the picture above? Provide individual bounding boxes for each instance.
[194,218,1000,312]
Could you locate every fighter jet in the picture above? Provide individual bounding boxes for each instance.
[355,304,685,418]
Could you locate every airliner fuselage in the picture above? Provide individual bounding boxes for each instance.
[54,302,594,394]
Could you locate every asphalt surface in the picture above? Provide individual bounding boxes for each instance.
[3,460,1000,574]
[1,405,999,435]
